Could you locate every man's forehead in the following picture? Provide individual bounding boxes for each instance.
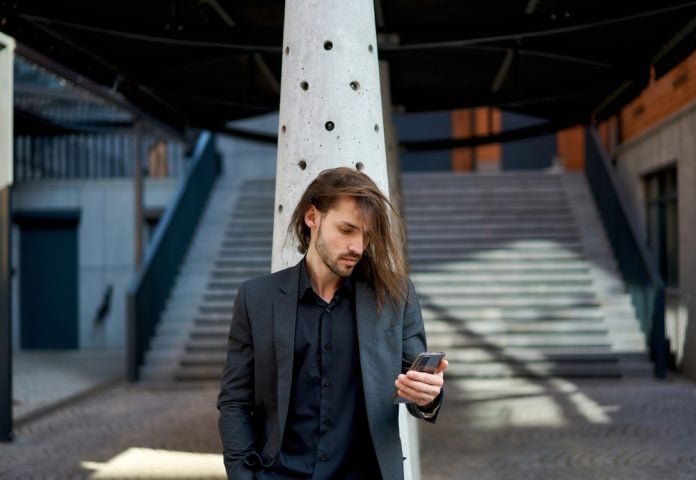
[327,197,373,230]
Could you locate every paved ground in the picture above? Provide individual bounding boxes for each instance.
[12,349,125,423]
[1,374,695,479]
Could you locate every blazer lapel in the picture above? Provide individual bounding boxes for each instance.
[355,282,383,416]
[273,263,300,436]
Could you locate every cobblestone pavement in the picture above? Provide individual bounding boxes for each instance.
[1,376,695,479]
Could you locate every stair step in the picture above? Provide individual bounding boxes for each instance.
[415,285,597,295]
[425,320,610,334]
[427,335,645,349]
[187,338,228,350]
[407,232,580,243]
[410,272,593,283]
[175,365,224,381]
[443,362,631,379]
[437,348,648,363]
[408,251,584,261]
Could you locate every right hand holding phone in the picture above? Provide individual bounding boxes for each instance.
[393,358,448,407]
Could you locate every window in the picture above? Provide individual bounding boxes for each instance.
[644,165,678,287]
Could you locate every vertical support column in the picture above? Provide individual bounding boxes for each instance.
[133,122,144,269]
[272,2,419,479]
[0,187,11,442]
[380,56,421,480]
[272,0,389,270]
[0,31,16,442]
[379,59,403,216]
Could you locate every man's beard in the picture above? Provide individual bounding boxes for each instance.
[316,223,361,278]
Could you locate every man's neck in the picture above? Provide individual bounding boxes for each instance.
[305,252,342,303]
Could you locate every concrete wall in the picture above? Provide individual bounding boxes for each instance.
[11,178,180,350]
[218,113,278,180]
[613,101,696,379]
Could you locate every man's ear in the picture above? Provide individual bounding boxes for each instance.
[304,205,319,229]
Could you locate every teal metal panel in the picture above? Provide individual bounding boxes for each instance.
[15,211,80,350]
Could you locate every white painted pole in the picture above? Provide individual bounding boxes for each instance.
[272,2,419,479]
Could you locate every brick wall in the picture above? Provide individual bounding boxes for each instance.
[620,50,696,142]
[451,108,502,171]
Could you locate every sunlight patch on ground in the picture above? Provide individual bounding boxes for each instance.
[82,448,225,479]
[451,378,621,430]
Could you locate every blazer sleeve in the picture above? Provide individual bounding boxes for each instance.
[401,279,444,424]
[217,282,256,480]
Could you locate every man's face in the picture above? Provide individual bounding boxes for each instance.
[309,196,371,278]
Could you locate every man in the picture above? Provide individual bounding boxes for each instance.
[218,167,447,480]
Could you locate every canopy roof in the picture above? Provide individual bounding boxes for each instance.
[2,1,695,135]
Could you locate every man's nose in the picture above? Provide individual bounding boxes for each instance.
[347,235,364,254]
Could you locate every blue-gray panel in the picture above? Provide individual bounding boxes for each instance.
[401,152,451,172]
[394,111,451,171]
[502,112,556,170]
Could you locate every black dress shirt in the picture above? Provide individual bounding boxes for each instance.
[257,260,382,480]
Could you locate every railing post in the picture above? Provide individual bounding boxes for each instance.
[133,121,144,270]
[584,127,667,379]
[653,288,667,378]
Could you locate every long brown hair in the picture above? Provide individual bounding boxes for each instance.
[289,167,408,309]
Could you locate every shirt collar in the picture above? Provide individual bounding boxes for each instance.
[298,257,354,303]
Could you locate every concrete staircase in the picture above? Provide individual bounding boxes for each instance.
[140,178,274,382]
[403,171,652,379]
[140,171,653,382]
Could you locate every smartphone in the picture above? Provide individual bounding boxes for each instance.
[392,351,446,404]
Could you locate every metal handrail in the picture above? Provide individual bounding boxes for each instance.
[127,131,220,381]
[584,126,666,378]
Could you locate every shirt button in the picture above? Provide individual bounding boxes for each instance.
[324,344,332,351]
[320,454,328,462]
[323,381,332,387]
[326,307,332,312]
[323,418,332,425]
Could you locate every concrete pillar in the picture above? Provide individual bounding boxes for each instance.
[272,0,389,270]
[379,59,403,215]
[271,2,419,479]
[0,31,15,442]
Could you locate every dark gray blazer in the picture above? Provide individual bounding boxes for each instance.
[217,261,439,480]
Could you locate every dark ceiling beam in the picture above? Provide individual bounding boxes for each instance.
[379,2,696,52]
[16,13,283,53]
[219,126,277,145]
[219,118,586,153]
[14,107,134,135]
[393,85,612,117]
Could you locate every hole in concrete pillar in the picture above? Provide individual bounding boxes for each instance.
[300,81,309,91]
[368,44,374,53]
[350,81,360,91]
[285,46,290,55]
[281,125,287,134]
[324,40,333,50]
[278,204,283,213]
[298,160,307,170]
[374,124,380,132]
[356,162,365,171]
[325,121,335,131]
